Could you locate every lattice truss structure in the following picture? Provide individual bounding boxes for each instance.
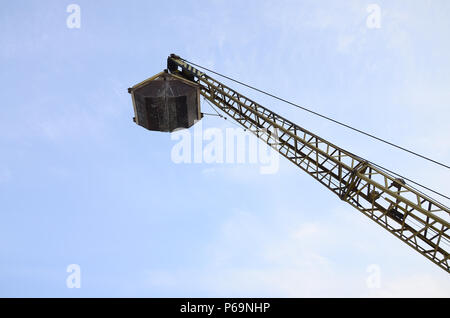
[168,56,450,273]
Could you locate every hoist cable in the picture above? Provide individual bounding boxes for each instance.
[181,58,450,171]
[181,58,450,203]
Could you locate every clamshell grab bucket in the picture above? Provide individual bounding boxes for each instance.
[129,71,201,132]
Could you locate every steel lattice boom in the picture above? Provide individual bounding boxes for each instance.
[164,54,450,273]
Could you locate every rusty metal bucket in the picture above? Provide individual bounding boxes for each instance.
[129,71,201,132]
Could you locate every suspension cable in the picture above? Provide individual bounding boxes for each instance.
[181,58,450,171]
[183,58,450,202]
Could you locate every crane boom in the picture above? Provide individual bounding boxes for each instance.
[137,54,450,273]
[166,54,450,273]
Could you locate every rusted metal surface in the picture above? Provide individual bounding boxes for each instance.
[129,72,201,132]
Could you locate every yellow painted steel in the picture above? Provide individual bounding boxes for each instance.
[166,55,450,274]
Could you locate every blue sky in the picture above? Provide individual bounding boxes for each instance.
[1,0,450,297]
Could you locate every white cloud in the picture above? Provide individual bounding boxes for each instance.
[367,274,450,298]
[140,206,450,297]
